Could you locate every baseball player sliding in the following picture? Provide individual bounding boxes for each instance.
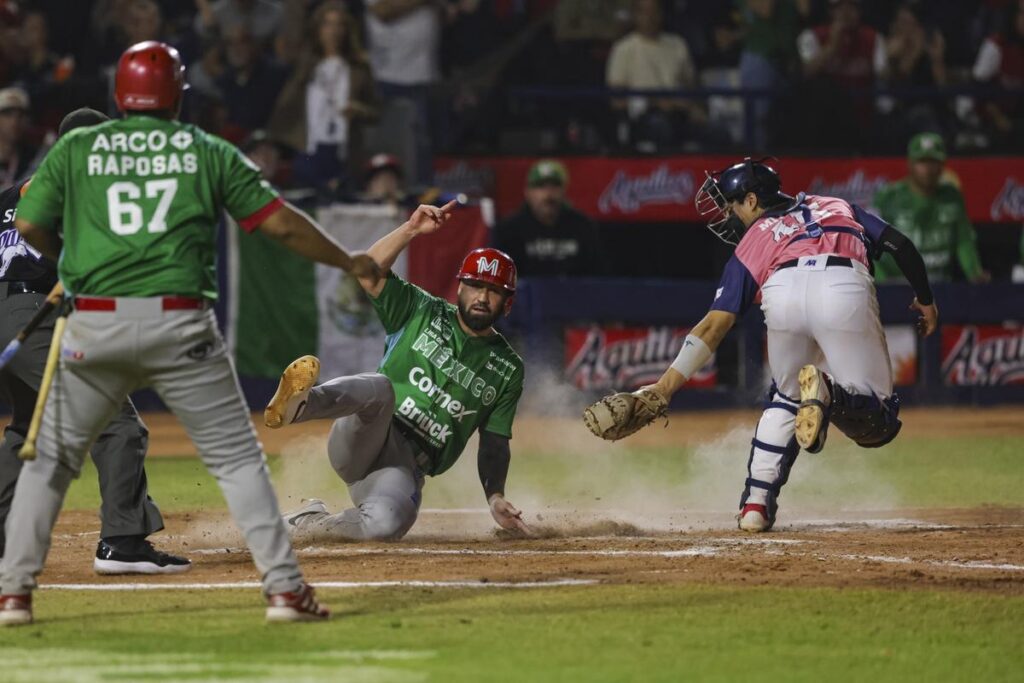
[266,205,529,541]
[585,158,938,532]
[0,41,380,627]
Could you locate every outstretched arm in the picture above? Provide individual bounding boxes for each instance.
[649,310,736,399]
[256,202,380,278]
[360,200,458,298]
[478,431,530,534]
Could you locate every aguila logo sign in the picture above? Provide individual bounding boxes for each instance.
[565,326,716,391]
[941,325,1024,386]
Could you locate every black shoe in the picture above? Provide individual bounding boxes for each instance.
[94,537,192,575]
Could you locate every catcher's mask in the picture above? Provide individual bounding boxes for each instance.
[695,157,791,245]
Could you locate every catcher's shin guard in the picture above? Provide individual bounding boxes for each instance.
[828,385,902,448]
[738,386,800,530]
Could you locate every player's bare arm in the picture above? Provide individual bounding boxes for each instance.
[649,310,737,400]
[256,202,380,278]
[478,431,530,535]
[14,219,61,262]
[359,200,458,298]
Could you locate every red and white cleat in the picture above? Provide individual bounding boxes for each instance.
[0,594,32,627]
[266,583,330,623]
[737,504,771,533]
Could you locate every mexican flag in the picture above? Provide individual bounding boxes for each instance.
[226,200,492,379]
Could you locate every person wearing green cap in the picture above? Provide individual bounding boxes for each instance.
[493,159,606,277]
[872,132,989,284]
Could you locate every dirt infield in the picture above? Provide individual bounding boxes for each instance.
[31,407,1024,597]
[43,507,1024,596]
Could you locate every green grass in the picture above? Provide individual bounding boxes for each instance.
[2,585,1021,682]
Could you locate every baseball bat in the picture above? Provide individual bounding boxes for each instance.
[19,312,67,462]
[0,282,64,371]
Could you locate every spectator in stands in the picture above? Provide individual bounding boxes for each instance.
[13,11,73,135]
[735,0,808,150]
[873,132,989,284]
[885,3,947,87]
[493,159,606,277]
[121,0,165,48]
[194,0,284,46]
[268,0,377,192]
[361,152,407,204]
[606,0,707,151]
[798,0,885,87]
[0,88,37,187]
[216,25,289,138]
[365,0,442,180]
[971,0,1024,150]
[242,129,290,187]
[878,4,949,147]
[793,0,885,149]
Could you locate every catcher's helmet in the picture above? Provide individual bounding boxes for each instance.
[114,41,186,112]
[456,247,517,293]
[695,157,792,245]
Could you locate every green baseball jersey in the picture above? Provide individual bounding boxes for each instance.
[371,274,524,476]
[17,114,280,299]
[872,179,983,283]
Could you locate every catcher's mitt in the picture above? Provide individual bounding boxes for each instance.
[583,388,668,441]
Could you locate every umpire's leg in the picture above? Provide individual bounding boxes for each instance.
[90,399,164,539]
[0,290,58,556]
[0,312,132,595]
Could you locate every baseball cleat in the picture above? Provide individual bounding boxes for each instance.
[737,504,771,532]
[795,365,831,453]
[265,355,320,428]
[94,538,192,575]
[266,583,330,622]
[282,498,329,531]
[0,594,32,626]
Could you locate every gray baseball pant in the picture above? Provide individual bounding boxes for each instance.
[293,373,423,541]
[0,288,162,555]
[0,301,303,596]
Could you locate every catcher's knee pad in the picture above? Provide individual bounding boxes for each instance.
[828,386,902,448]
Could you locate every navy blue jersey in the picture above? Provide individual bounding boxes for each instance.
[0,180,57,287]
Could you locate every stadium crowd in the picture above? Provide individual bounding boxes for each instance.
[0,0,1021,280]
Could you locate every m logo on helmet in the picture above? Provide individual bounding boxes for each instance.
[476,257,499,276]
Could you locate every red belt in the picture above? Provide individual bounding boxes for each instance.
[73,296,206,311]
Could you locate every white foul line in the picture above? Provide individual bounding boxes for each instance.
[40,579,598,591]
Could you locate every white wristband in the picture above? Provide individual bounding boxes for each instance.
[670,334,712,381]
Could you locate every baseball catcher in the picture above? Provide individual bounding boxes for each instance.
[585,158,938,532]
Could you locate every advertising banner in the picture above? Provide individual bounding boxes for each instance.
[941,324,1024,386]
[565,326,717,391]
[435,156,1024,225]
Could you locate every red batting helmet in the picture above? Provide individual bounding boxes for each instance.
[457,248,517,315]
[114,41,186,112]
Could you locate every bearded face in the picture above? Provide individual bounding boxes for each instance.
[457,280,508,331]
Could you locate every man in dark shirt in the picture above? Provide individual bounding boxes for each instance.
[493,160,606,277]
[0,107,188,574]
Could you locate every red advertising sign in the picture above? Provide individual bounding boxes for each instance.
[565,326,716,391]
[941,324,1024,386]
[435,156,1024,225]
